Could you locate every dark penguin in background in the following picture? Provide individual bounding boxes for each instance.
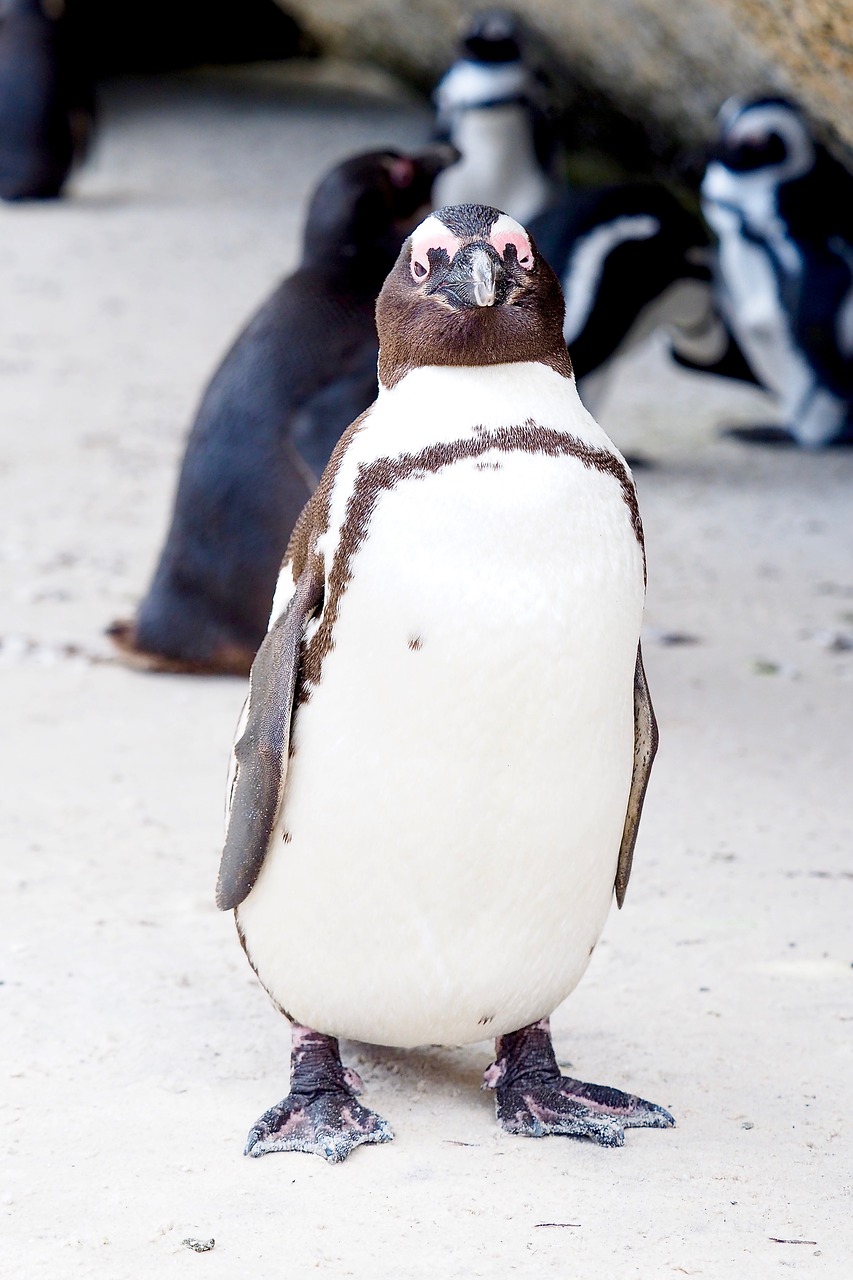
[702,96,853,447]
[0,0,93,201]
[433,8,557,224]
[528,184,728,416]
[217,203,674,1162]
[108,146,457,676]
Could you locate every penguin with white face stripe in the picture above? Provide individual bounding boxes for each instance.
[702,96,853,447]
[432,10,558,224]
[217,203,674,1162]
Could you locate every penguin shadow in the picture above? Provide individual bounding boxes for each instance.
[60,189,133,211]
[343,1039,492,1110]
[0,186,131,214]
[623,452,656,471]
[720,422,853,448]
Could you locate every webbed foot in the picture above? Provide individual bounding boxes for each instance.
[106,617,256,676]
[245,1091,393,1162]
[245,1025,393,1163]
[484,1018,674,1147]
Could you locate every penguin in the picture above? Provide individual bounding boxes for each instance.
[108,145,457,676]
[432,9,558,224]
[527,183,726,416]
[0,0,93,201]
[216,203,675,1162]
[701,96,853,447]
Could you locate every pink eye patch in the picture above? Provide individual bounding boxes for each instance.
[408,212,535,281]
[409,216,464,281]
[489,214,534,269]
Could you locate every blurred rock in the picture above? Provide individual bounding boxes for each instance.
[274,1,853,170]
[85,0,314,74]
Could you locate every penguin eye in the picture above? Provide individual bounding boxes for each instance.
[409,219,464,283]
[388,157,415,189]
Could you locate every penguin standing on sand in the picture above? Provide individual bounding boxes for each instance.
[217,203,674,1162]
[433,9,557,224]
[702,96,853,447]
[109,146,456,676]
[529,183,723,414]
[0,0,93,201]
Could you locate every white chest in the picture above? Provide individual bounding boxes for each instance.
[239,365,645,1047]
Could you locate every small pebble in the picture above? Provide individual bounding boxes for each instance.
[813,629,853,652]
[182,1238,215,1253]
[647,629,701,647]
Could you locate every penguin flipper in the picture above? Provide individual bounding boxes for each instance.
[216,567,323,911]
[614,644,658,908]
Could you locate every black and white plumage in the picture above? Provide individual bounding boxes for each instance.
[108,146,456,676]
[0,0,93,201]
[528,183,722,416]
[702,96,853,447]
[432,10,557,224]
[217,203,673,1162]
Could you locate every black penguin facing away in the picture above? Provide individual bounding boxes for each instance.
[0,0,93,201]
[108,145,457,676]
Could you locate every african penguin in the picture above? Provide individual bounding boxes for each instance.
[217,203,674,1162]
[528,183,723,417]
[0,0,94,201]
[108,145,457,676]
[432,9,558,224]
[702,96,853,447]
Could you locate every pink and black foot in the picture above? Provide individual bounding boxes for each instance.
[483,1018,674,1146]
[245,1024,394,1163]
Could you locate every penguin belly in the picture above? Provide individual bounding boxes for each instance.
[237,444,645,1048]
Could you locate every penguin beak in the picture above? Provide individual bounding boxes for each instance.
[471,250,498,307]
[439,245,504,309]
[415,141,463,179]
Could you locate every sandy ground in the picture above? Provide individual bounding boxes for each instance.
[2,65,852,1279]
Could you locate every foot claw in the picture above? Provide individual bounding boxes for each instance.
[244,1093,394,1163]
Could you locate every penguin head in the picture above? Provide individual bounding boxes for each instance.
[710,96,815,184]
[300,145,460,271]
[461,9,524,65]
[434,9,541,123]
[376,203,571,388]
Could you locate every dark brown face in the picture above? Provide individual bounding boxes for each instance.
[376,204,572,389]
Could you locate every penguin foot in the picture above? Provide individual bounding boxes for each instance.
[623,453,656,471]
[484,1018,674,1146]
[244,1025,394,1163]
[106,618,255,677]
[244,1091,394,1163]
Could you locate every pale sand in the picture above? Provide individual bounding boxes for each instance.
[1,66,851,1279]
